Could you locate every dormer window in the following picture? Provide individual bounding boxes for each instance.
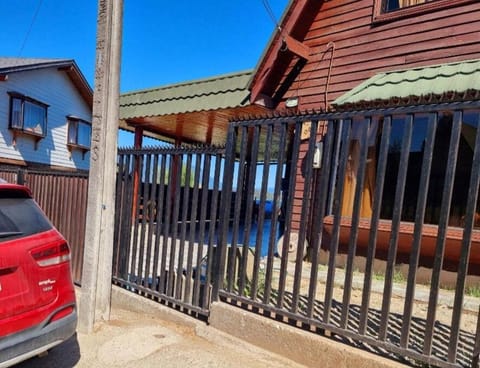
[67,116,91,158]
[8,92,48,138]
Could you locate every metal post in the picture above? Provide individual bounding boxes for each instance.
[78,0,123,333]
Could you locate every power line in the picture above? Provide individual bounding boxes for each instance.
[18,0,44,56]
[261,0,282,32]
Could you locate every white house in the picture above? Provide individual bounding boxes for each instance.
[0,57,92,171]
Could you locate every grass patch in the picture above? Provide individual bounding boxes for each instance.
[465,285,480,298]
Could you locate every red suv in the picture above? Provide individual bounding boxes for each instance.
[0,182,77,367]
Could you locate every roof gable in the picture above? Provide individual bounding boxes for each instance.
[0,57,93,108]
[249,0,321,107]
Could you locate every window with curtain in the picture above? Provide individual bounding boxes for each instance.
[67,117,91,149]
[8,92,47,137]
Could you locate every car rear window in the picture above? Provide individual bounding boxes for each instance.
[0,191,52,242]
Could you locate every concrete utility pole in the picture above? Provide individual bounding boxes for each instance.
[78,0,123,334]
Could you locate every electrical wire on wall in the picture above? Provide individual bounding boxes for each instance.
[291,41,336,111]
[324,41,336,111]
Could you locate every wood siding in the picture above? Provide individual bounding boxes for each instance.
[270,0,480,233]
[0,68,91,170]
[279,0,480,111]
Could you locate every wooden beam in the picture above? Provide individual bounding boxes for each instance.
[284,34,312,61]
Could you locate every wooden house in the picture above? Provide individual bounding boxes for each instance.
[248,0,480,267]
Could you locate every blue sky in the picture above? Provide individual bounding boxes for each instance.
[2,0,289,92]
[2,0,289,145]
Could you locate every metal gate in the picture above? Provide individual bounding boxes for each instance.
[112,145,225,317]
[213,104,480,368]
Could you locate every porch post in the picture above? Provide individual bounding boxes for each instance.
[78,0,123,333]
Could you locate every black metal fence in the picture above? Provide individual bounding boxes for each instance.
[213,102,480,368]
[0,167,88,284]
[112,145,225,317]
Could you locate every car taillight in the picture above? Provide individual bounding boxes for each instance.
[31,242,71,267]
[50,305,75,323]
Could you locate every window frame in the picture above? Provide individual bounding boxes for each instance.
[8,92,48,139]
[66,115,91,157]
[373,0,476,23]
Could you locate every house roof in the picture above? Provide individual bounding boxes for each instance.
[119,70,270,145]
[0,57,93,108]
[332,59,480,110]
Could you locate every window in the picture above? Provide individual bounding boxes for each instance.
[374,0,475,22]
[8,92,48,137]
[339,110,479,227]
[383,0,430,12]
[67,116,91,153]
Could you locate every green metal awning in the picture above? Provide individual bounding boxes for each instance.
[333,59,480,110]
[119,70,270,145]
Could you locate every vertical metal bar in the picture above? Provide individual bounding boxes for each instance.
[359,116,392,335]
[400,113,437,346]
[379,114,413,341]
[227,126,247,292]
[307,120,335,318]
[118,154,130,280]
[120,154,133,281]
[176,153,193,299]
[327,120,343,214]
[473,304,480,368]
[167,154,182,296]
[424,110,462,355]
[291,119,318,314]
[193,154,211,306]
[264,122,287,305]
[152,154,167,292]
[144,154,159,291]
[341,118,370,328]
[213,127,236,301]
[159,154,174,293]
[184,154,201,303]
[129,153,143,286]
[277,121,302,309]
[324,119,351,324]
[203,151,222,308]
[251,123,273,300]
[239,124,260,297]
[138,153,151,287]
[113,153,125,277]
[448,112,480,363]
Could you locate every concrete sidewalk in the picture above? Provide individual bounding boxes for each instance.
[15,307,307,368]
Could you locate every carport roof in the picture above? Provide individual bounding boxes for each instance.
[119,70,270,145]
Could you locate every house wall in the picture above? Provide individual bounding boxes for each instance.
[0,67,91,170]
[283,0,480,111]
[278,0,480,233]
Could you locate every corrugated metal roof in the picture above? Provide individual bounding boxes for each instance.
[333,59,480,109]
[120,70,253,119]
